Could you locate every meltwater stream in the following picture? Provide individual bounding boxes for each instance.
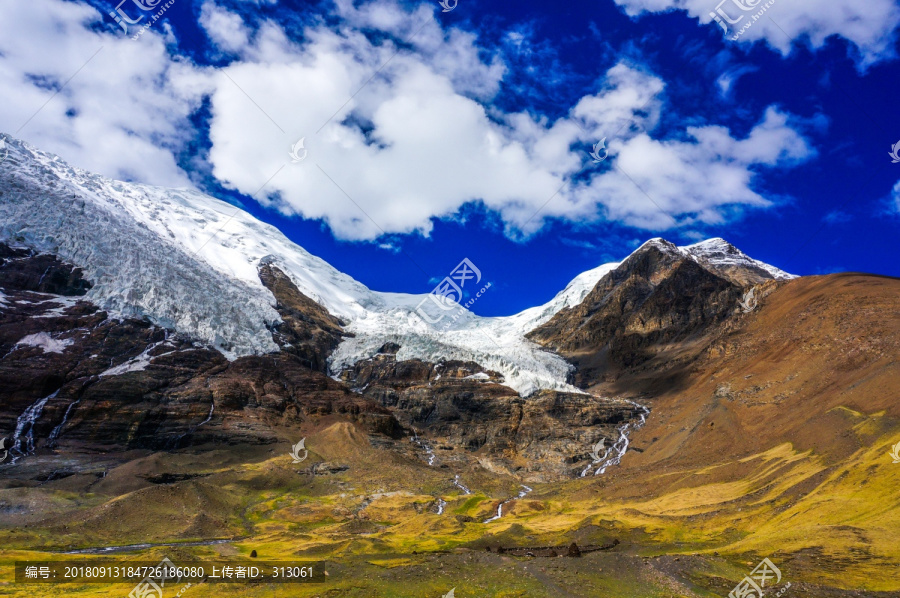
[6,390,59,463]
[47,397,80,447]
[410,430,436,466]
[61,539,235,555]
[581,400,650,477]
[171,400,216,448]
[452,474,472,495]
[484,485,532,523]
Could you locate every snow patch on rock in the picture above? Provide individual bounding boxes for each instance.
[16,332,73,354]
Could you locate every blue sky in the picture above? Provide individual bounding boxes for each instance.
[1,0,899,315]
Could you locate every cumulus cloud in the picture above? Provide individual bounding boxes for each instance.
[0,0,815,243]
[0,0,210,187]
[203,3,811,240]
[612,0,900,67]
[200,1,252,54]
[572,108,812,230]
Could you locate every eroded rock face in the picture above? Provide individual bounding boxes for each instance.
[0,244,91,296]
[341,352,642,481]
[258,263,348,374]
[339,354,505,392]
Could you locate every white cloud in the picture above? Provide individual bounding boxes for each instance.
[613,0,900,67]
[200,1,251,54]
[1,0,815,243]
[0,0,210,187]
[715,64,758,99]
[570,108,812,231]
[892,180,900,213]
[204,2,811,240]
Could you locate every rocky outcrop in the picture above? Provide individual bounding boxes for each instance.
[339,353,505,391]
[342,352,642,481]
[258,263,348,373]
[0,244,92,296]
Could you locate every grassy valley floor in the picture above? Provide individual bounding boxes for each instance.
[1,415,898,597]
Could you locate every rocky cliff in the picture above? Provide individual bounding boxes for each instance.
[341,349,643,482]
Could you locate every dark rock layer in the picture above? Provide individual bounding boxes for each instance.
[258,263,348,373]
[342,352,642,482]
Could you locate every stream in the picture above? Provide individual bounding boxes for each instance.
[47,396,80,447]
[6,390,59,464]
[60,539,236,555]
[581,400,650,477]
[409,430,436,466]
[171,400,216,448]
[483,485,532,523]
[452,474,472,495]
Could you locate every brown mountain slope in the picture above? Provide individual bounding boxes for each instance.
[532,273,900,591]
[617,272,900,475]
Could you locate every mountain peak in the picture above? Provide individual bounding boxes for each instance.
[634,237,680,254]
[682,237,795,282]
[684,237,733,251]
[625,236,794,283]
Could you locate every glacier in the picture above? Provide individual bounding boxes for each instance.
[0,136,788,396]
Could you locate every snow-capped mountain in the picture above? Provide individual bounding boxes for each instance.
[0,136,792,396]
[674,237,793,280]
